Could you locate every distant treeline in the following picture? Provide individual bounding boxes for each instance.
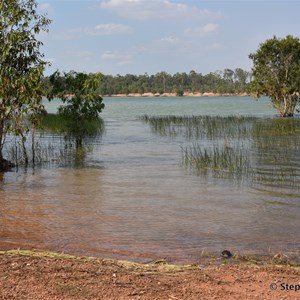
[43,68,251,97]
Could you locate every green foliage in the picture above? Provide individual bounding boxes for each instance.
[0,0,51,169]
[175,88,184,96]
[39,113,104,140]
[249,35,300,117]
[38,113,69,133]
[47,69,251,96]
[47,71,105,147]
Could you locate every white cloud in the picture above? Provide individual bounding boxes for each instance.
[101,50,134,66]
[185,23,219,36]
[101,0,220,20]
[91,24,133,36]
[54,23,133,40]
[160,36,179,43]
[102,51,119,59]
[101,51,133,63]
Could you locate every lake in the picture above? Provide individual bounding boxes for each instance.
[0,96,299,263]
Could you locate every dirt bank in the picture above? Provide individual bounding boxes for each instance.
[0,250,299,299]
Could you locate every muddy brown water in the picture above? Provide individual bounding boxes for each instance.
[0,97,299,263]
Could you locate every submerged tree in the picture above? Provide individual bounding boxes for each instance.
[249,35,300,117]
[0,0,51,170]
[48,71,105,147]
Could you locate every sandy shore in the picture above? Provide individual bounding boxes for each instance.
[1,250,299,299]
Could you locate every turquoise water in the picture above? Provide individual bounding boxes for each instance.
[0,96,299,263]
[102,96,274,118]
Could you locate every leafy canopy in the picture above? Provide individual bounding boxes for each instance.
[48,71,105,147]
[249,35,300,117]
[0,0,51,168]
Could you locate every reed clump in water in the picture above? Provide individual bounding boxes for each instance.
[182,142,251,180]
[140,114,257,140]
[39,113,105,138]
[141,114,300,188]
[3,113,105,168]
[251,118,300,191]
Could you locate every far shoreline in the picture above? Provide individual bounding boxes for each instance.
[103,92,252,98]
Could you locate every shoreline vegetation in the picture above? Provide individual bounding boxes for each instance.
[44,68,253,100]
[1,248,300,267]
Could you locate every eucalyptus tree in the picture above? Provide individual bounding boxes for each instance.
[0,0,51,170]
[249,35,300,117]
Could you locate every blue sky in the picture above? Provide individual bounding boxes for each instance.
[37,0,300,76]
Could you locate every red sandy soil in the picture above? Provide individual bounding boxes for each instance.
[0,250,299,299]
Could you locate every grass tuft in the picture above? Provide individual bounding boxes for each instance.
[141,114,300,188]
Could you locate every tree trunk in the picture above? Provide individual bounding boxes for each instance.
[20,135,29,165]
[32,126,35,166]
[76,136,83,148]
[0,110,14,171]
[280,95,296,117]
[280,111,294,117]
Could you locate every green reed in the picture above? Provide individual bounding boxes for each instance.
[3,113,105,168]
[182,142,251,180]
[253,117,300,137]
[38,113,105,137]
[4,135,64,167]
[37,113,67,133]
[4,133,96,169]
[141,114,300,188]
[140,114,258,140]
